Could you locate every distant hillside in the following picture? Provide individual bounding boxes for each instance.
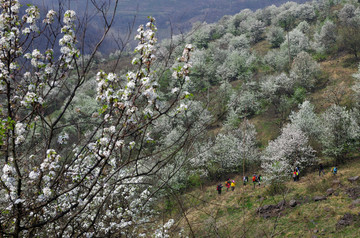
[29,0,308,52]
[113,0,308,37]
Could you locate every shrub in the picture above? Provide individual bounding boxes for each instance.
[264,182,289,197]
[188,173,204,188]
[266,26,285,48]
[312,52,327,62]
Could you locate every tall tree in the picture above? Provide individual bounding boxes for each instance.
[275,9,296,66]
[0,1,199,236]
[262,124,316,182]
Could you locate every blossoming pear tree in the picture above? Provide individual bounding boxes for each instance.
[261,124,316,182]
[0,1,195,236]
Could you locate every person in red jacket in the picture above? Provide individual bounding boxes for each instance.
[225,178,231,191]
[252,174,257,188]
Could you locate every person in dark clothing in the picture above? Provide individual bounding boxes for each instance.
[243,176,248,186]
[258,175,262,186]
[295,167,300,181]
[319,163,325,176]
[217,184,223,195]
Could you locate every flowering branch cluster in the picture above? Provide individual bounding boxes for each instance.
[0,1,195,236]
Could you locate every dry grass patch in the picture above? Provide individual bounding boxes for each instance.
[311,55,358,112]
[251,40,271,57]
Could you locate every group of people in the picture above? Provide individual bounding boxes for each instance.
[319,163,337,176]
[217,179,236,194]
[217,174,263,194]
[241,174,262,188]
[218,164,339,194]
[293,164,338,182]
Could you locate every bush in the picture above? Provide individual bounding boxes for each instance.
[264,182,289,197]
[266,26,285,48]
[312,52,327,62]
[187,173,204,188]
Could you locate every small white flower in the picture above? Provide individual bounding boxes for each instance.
[128,141,136,149]
[42,187,52,197]
[115,140,124,148]
[43,9,56,24]
[177,103,188,112]
[45,65,54,74]
[63,10,76,25]
[3,164,13,175]
[10,63,17,70]
[171,87,179,93]
[57,133,69,144]
[32,49,41,58]
[109,126,116,133]
[15,199,25,204]
[60,46,71,55]
[99,137,109,146]
[88,143,97,150]
[29,171,39,180]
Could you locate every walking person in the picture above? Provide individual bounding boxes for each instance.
[217,184,223,195]
[319,163,325,176]
[225,179,231,191]
[332,165,338,176]
[231,180,236,191]
[252,174,257,188]
[258,174,262,187]
[243,176,248,186]
[295,166,300,181]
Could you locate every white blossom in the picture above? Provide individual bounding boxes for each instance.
[262,124,316,181]
[57,133,69,144]
[43,10,56,24]
[42,187,52,197]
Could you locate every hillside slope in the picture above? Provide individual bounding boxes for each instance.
[172,160,360,237]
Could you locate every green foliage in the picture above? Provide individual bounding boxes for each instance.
[277,13,296,31]
[0,116,15,146]
[158,69,172,93]
[164,196,177,214]
[320,105,359,164]
[266,26,285,48]
[275,87,306,125]
[187,173,203,188]
[217,50,257,82]
[291,87,307,105]
[264,182,288,197]
[312,52,328,62]
[337,22,360,60]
